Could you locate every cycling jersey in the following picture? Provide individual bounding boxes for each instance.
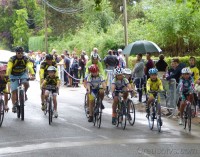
[43,75,60,88]
[179,76,194,94]
[112,77,129,90]
[87,74,105,90]
[39,60,57,80]
[146,78,163,92]
[189,66,199,82]
[0,76,10,92]
[6,55,35,76]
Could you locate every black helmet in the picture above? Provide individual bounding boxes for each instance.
[15,46,24,53]
[46,54,53,60]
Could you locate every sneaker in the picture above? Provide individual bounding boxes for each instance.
[88,116,93,122]
[41,103,46,111]
[127,114,132,121]
[53,111,58,118]
[12,106,17,113]
[112,117,116,125]
[178,118,183,125]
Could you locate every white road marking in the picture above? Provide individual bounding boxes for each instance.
[0,138,200,155]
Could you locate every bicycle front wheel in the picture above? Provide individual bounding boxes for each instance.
[147,104,155,130]
[19,90,25,121]
[127,99,135,126]
[157,116,162,132]
[187,105,192,132]
[84,93,89,118]
[96,99,102,128]
[48,97,53,125]
[0,100,5,127]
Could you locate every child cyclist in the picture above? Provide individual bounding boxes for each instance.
[0,64,10,111]
[178,67,194,125]
[111,67,133,125]
[41,66,60,118]
[146,68,164,124]
[87,64,106,122]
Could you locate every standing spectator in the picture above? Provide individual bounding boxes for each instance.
[117,49,126,68]
[68,52,76,87]
[82,51,88,63]
[79,53,86,82]
[63,51,70,86]
[103,50,119,70]
[71,56,79,87]
[90,47,101,61]
[132,54,145,102]
[155,54,168,78]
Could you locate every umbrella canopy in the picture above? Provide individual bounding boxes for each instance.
[122,40,162,55]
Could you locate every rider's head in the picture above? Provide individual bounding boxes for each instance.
[15,46,24,59]
[47,66,56,77]
[148,68,158,81]
[45,54,53,65]
[91,53,99,64]
[89,64,99,77]
[114,67,124,80]
[181,67,191,79]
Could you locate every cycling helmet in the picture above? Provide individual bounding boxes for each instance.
[91,53,99,60]
[114,67,124,75]
[89,64,99,73]
[124,68,132,75]
[46,54,53,60]
[0,64,7,71]
[181,67,191,74]
[148,68,158,75]
[47,66,56,71]
[15,46,24,53]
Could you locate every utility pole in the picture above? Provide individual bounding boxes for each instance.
[44,1,48,53]
[123,0,129,67]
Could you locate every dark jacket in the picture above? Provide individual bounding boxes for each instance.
[156,60,168,72]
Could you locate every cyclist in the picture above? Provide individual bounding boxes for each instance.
[40,54,58,111]
[0,64,10,111]
[41,66,60,118]
[6,46,35,113]
[111,67,133,125]
[178,67,194,125]
[146,68,164,123]
[86,64,106,122]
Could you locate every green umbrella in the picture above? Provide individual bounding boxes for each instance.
[122,40,162,55]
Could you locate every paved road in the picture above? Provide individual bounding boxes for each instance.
[0,81,200,157]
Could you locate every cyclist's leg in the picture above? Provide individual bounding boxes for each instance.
[99,89,105,109]
[10,76,18,112]
[88,93,95,122]
[112,93,118,124]
[146,94,154,113]
[179,95,186,124]
[3,90,9,111]
[53,93,58,117]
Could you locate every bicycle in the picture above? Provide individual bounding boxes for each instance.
[0,92,11,127]
[92,89,103,128]
[146,91,164,132]
[115,90,135,130]
[105,69,114,98]
[11,78,29,121]
[43,85,58,125]
[183,95,192,132]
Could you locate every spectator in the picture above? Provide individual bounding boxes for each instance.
[117,49,126,68]
[144,52,155,79]
[90,47,101,61]
[103,50,119,70]
[132,53,145,102]
[71,55,79,87]
[63,51,70,86]
[156,54,168,78]
[79,53,86,82]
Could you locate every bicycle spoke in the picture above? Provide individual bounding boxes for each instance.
[127,100,135,126]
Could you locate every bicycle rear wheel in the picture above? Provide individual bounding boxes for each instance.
[48,97,53,125]
[127,99,135,126]
[147,104,155,130]
[84,93,89,118]
[0,100,5,127]
[19,90,24,121]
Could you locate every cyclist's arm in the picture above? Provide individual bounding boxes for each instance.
[39,68,44,80]
[146,79,151,93]
[6,61,13,76]
[41,80,46,88]
[26,61,35,75]
[111,83,116,93]
[127,83,132,91]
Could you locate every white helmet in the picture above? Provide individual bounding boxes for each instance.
[181,67,191,74]
[123,68,132,75]
[47,66,56,71]
[114,67,124,75]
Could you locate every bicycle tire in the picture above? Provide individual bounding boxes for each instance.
[93,97,98,126]
[0,100,5,127]
[191,99,196,118]
[84,93,89,118]
[116,103,121,127]
[20,90,24,121]
[157,116,162,132]
[97,98,102,128]
[127,99,135,126]
[121,105,127,130]
[183,111,187,130]
[17,104,20,118]
[48,97,53,125]
[147,104,154,130]
[187,105,192,131]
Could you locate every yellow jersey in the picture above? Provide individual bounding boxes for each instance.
[190,66,199,82]
[146,78,163,92]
